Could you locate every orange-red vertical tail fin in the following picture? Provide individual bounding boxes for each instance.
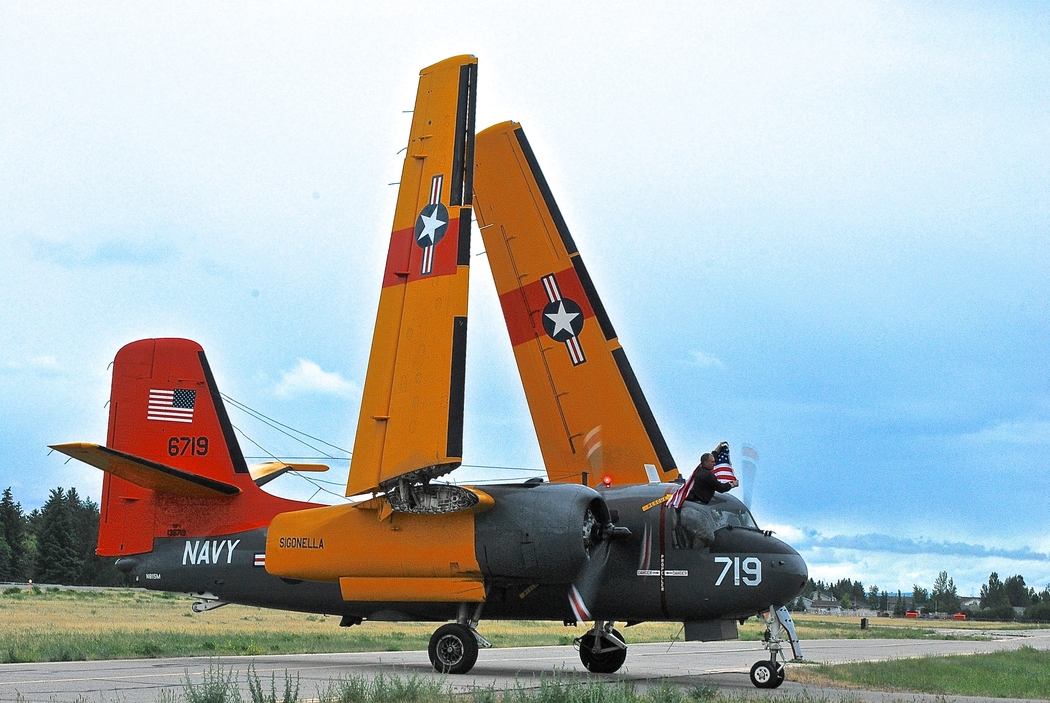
[52,338,317,556]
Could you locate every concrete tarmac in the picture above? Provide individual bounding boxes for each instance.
[1,629,1048,703]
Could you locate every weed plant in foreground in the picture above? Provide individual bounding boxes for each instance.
[171,666,864,703]
[790,645,1050,699]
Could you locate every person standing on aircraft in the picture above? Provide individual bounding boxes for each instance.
[686,445,739,504]
[668,443,739,549]
[669,443,739,507]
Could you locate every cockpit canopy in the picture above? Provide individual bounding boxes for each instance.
[708,495,760,531]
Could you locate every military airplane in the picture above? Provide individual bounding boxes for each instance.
[51,55,807,688]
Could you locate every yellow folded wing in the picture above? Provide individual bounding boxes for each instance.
[473,121,679,487]
[347,56,478,497]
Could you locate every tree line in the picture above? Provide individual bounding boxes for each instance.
[0,486,124,586]
[792,571,1050,622]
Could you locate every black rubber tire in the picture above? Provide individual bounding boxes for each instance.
[579,629,628,674]
[770,663,786,688]
[750,660,776,688]
[428,623,479,674]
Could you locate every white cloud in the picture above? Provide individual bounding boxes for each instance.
[275,359,357,398]
[691,350,724,369]
[28,355,60,371]
[960,420,1050,446]
[1,355,61,375]
[784,528,1050,593]
[763,522,804,543]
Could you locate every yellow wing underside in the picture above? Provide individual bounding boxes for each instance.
[473,121,679,487]
[347,56,477,497]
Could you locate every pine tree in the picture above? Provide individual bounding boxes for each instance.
[66,489,117,585]
[932,570,961,614]
[912,585,929,609]
[34,488,83,585]
[980,572,1009,609]
[893,590,906,616]
[1003,575,1032,608]
[0,526,11,580]
[0,487,27,580]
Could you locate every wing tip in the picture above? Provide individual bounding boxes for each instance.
[421,54,478,76]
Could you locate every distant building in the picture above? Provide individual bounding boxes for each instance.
[808,598,844,614]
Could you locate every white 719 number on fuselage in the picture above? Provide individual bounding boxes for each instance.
[714,556,761,586]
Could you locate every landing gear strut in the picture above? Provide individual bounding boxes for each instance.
[575,621,627,673]
[749,606,802,688]
[427,603,490,675]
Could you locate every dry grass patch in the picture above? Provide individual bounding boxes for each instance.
[3,589,1040,663]
[0,589,696,662]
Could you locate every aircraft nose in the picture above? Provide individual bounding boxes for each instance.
[761,537,808,606]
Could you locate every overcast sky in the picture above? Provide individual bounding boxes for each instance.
[2,1,1048,596]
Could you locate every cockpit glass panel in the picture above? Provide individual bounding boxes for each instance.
[709,505,759,530]
[669,500,761,549]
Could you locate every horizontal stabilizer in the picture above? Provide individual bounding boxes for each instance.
[50,442,240,498]
[249,461,329,487]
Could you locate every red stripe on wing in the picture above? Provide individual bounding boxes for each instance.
[382,216,463,288]
[498,268,596,347]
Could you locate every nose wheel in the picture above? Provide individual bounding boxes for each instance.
[749,660,786,688]
[749,605,802,688]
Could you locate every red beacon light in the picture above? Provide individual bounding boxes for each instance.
[602,476,612,487]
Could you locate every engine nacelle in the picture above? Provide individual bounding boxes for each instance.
[474,483,610,584]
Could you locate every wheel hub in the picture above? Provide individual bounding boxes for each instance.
[437,635,464,665]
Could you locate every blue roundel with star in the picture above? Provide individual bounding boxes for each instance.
[415,203,449,248]
[542,298,585,342]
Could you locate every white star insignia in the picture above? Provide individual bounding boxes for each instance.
[545,301,580,337]
[417,208,446,246]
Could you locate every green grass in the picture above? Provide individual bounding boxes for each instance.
[173,667,854,703]
[765,617,987,641]
[792,645,1050,699]
[1,587,1039,663]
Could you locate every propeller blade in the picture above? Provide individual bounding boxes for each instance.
[568,538,611,622]
[740,445,759,509]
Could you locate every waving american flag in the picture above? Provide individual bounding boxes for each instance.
[712,444,737,483]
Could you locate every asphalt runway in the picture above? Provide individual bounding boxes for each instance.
[1,629,1048,703]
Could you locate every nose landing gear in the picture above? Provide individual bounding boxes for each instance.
[749,606,802,688]
[575,620,628,673]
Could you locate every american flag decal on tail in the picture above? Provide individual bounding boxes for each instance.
[147,388,197,423]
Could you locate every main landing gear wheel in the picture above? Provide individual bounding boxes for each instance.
[578,629,628,674]
[428,623,479,674]
[749,660,785,688]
